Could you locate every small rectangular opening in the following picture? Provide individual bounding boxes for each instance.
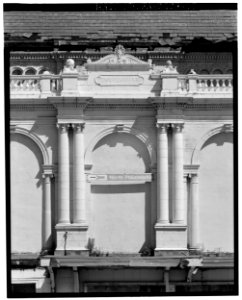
[11,283,36,294]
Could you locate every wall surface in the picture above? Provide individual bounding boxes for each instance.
[10,134,43,253]
[198,132,233,251]
[88,132,152,253]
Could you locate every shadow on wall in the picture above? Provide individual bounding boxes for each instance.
[11,133,43,188]
[93,132,151,172]
[201,131,233,149]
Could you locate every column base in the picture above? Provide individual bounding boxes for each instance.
[55,223,89,255]
[154,223,187,252]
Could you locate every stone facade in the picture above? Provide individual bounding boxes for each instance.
[9,43,234,294]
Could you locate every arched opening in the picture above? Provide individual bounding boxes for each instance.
[198,132,233,252]
[25,68,36,75]
[39,68,49,74]
[200,69,209,74]
[10,134,43,253]
[12,68,23,75]
[212,69,223,74]
[87,132,153,254]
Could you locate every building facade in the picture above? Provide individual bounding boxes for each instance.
[6,5,236,296]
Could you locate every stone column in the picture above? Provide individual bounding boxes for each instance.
[183,175,188,225]
[72,123,86,224]
[156,123,169,224]
[42,173,53,250]
[57,123,70,224]
[172,123,184,224]
[190,174,199,249]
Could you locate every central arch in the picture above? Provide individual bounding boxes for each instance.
[85,126,155,169]
[86,126,154,254]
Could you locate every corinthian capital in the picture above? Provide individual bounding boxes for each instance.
[156,123,170,133]
[72,123,85,132]
[171,123,184,132]
[57,123,70,133]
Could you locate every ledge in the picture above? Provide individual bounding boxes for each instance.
[154,223,187,230]
[55,223,88,230]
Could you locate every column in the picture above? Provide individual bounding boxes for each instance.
[190,174,199,249]
[72,123,86,223]
[183,175,188,225]
[57,123,70,224]
[172,123,184,224]
[42,173,53,250]
[156,123,169,224]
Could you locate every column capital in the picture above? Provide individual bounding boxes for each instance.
[72,123,85,132]
[156,123,170,132]
[171,123,184,132]
[57,123,70,132]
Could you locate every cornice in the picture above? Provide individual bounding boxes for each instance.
[10,102,232,112]
[9,51,233,63]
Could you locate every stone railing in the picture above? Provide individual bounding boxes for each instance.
[176,74,233,94]
[10,75,41,91]
[195,75,233,93]
[10,73,233,98]
[10,74,63,96]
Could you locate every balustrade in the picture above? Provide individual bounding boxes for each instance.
[10,74,62,95]
[195,75,233,93]
[10,75,40,91]
[10,73,233,97]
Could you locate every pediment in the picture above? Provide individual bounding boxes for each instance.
[86,45,151,71]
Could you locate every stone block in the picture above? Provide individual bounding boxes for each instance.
[154,224,187,253]
[55,224,89,255]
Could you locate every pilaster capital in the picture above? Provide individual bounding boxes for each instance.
[171,123,184,132]
[222,123,233,133]
[156,123,170,132]
[190,173,199,184]
[72,123,85,132]
[184,164,199,178]
[42,164,56,178]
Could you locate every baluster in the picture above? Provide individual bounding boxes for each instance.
[222,79,226,91]
[228,79,232,89]
[25,79,29,90]
[178,79,182,92]
[210,79,214,91]
[19,80,24,90]
[51,79,56,92]
[14,80,19,90]
[10,79,15,90]
[216,79,220,91]
[203,80,208,91]
[31,80,35,90]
